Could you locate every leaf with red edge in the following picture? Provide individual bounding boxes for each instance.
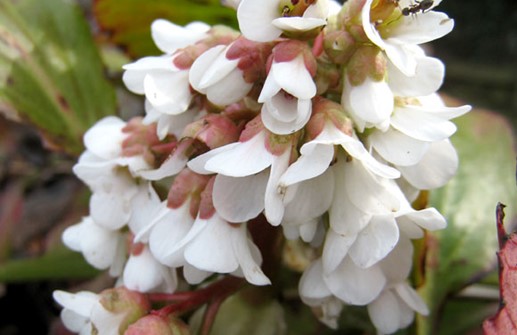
[94,0,238,58]
[483,203,517,334]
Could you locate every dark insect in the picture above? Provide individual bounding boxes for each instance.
[401,0,434,16]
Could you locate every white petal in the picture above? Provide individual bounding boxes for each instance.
[79,220,122,270]
[205,132,274,177]
[232,225,271,285]
[188,143,238,174]
[258,70,282,102]
[122,56,174,94]
[183,264,211,284]
[384,41,418,77]
[348,78,394,126]
[325,258,386,305]
[272,17,327,31]
[128,184,162,238]
[60,309,90,333]
[367,290,402,334]
[390,12,454,45]
[272,57,316,100]
[388,56,444,97]
[379,236,413,281]
[369,127,430,166]
[206,69,252,105]
[391,106,457,142]
[184,216,239,273]
[394,282,429,315]
[349,214,399,268]
[83,117,126,160]
[397,207,446,232]
[299,260,332,300]
[53,290,98,317]
[213,172,268,223]
[123,246,166,292]
[361,0,386,49]
[151,19,209,54]
[237,0,282,42]
[144,70,191,115]
[398,139,458,189]
[279,142,334,186]
[138,151,188,180]
[189,45,227,93]
[264,150,291,225]
[322,229,357,274]
[261,96,312,134]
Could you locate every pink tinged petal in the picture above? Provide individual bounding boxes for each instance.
[367,290,403,334]
[183,264,211,285]
[272,57,316,99]
[184,216,240,273]
[144,70,191,115]
[213,172,268,223]
[237,0,282,42]
[272,17,327,31]
[283,169,334,224]
[349,214,399,268]
[299,260,332,300]
[206,69,252,105]
[151,19,209,54]
[394,282,429,315]
[324,257,386,305]
[53,290,98,317]
[204,132,274,177]
[388,56,444,97]
[398,139,458,189]
[344,159,400,214]
[149,202,194,267]
[391,106,457,142]
[279,142,334,186]
[265,150,291,225]
[123,246,166,292]
[369,127,430,166]
[390,12,454,45]
[261,95,312,134]
[329,162,372,235]
[84,117,126,160]
[349,78,394,126]
[322,229,357,274]
[232,225,271,285]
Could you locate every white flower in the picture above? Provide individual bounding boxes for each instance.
[150,19,210,54]
[53,291,124,335]
[62,217,126,276]
[73,117,144,229]
[237,0,331,42]
[259,53,316,134]
[189,127,293,225]
[189,43,253,106]
[362,0,454,76]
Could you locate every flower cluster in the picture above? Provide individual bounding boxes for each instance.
[55,0,470,333]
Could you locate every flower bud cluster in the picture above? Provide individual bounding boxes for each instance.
[55,0,470,333]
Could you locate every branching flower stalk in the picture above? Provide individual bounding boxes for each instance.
[54,0,471,334]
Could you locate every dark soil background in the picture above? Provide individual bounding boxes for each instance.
[0,1,515,334]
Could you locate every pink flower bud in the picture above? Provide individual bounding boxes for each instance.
[346,45,387,86]
[124,315,190,335]
[98,287,150,332]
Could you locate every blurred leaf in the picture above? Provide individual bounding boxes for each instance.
[0,0,116,155]
[190,289,286,335]
[94,0,238,57]
[0,245,99,282]
[417,109,517,334]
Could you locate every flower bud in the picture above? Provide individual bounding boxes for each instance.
[182,114,240,150]
[98,287,150,332]
[323,30,357,64]
[124,315,190,335]
[306,97,353,140]
[346,45,387,86]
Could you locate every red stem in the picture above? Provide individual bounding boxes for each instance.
[151,276,245,318]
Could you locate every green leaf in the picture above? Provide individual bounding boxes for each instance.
[0,245,99,282]
[0,0,116,155]
[417,110,517,334]
[94,0,238,57]
[190,289,286,335]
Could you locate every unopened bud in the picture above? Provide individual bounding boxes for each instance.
[124,315,190,335]
[323,30,357,64]
[182,114,240,150]
[98,287,150,333]
[307,97,353,139]
[346,45,387,86]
